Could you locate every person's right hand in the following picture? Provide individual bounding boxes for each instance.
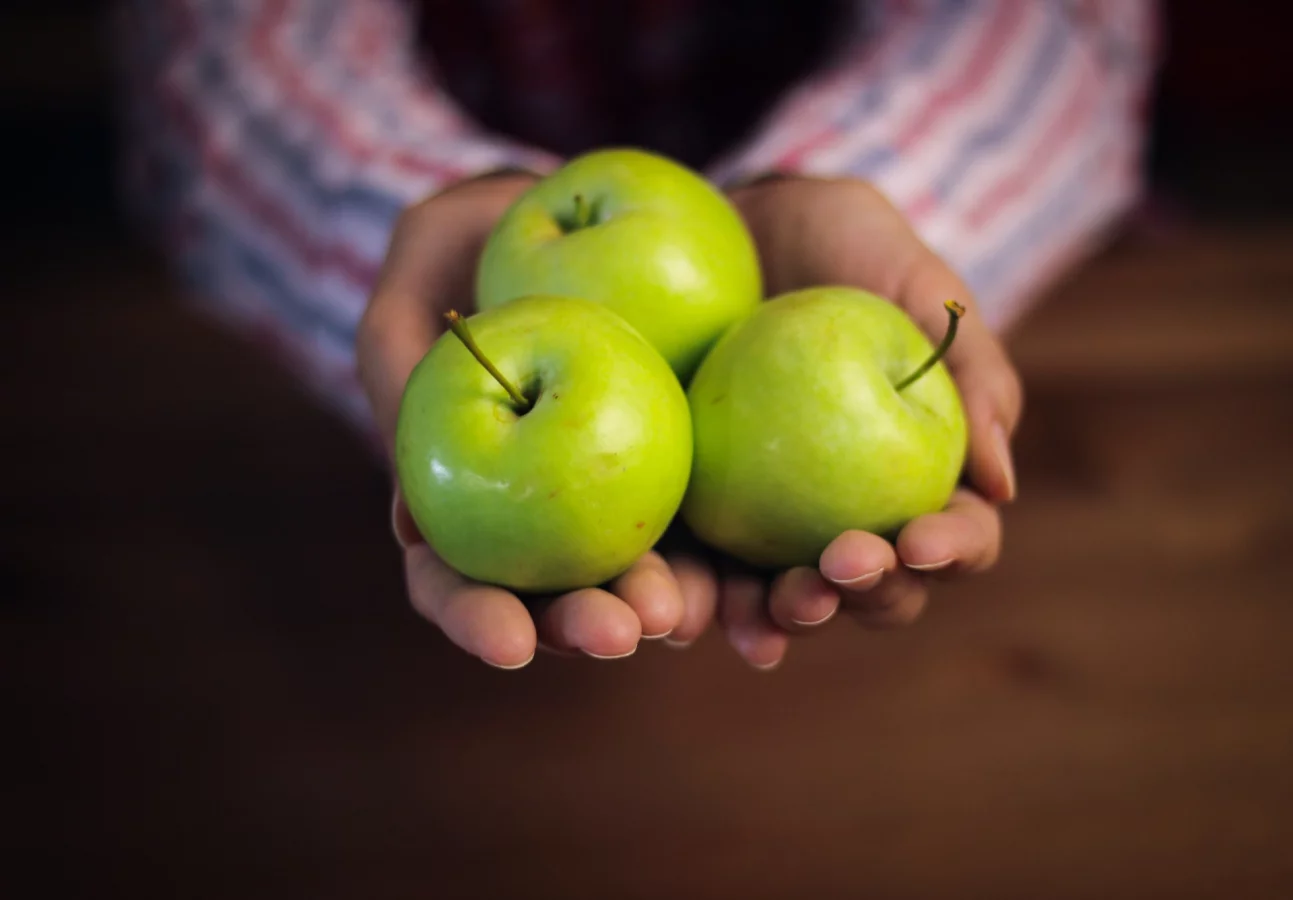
[356,173,721,669]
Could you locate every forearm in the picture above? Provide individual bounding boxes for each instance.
[114,0,557,436]
[712,0,1161,330]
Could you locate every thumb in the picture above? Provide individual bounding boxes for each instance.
[901,255,1024,506]
[355,199,469,457]
[936,306,1023,505]
[356,292,437,461]
[356,173,537,456]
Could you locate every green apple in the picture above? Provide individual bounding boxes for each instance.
[681,287,968,569]
[475,148,762,382]
[395,294,693,593]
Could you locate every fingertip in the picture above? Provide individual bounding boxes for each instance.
[729,626,790,671]
[665,554,719,646]
[538,589,642,660]
[896,490,1001,575]
[442,585,539,669]
[819,530,895,587]
[483,623,540,669]
[945,319,1022,504]
[403,544,538,665]
[611,552,685,640]
[862,588,928,629]
[843,568,929,629]
[966,413,1017,505]
[719,574,787,670]
[991,421,1018,503]
[769,567,840,631]
[581,603,643,659]
[895,515,955,571]
[483,647,537,670]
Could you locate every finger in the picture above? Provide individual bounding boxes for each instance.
[404,542,537,669]
[355,207,456,455]
[843,566,929,630]
[534,588,643,660]
[662,553,719,648]
[818,530,897,592]
[719,573,787,671]
[951,322,1022,506]
[768,567,840,632]
[608,551,685,640]
[355,176,535,453]
[895,488,1003,577]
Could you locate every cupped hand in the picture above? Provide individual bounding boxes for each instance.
[356,172,720,669]
[706,174,1025,669]
[358,170,1020,672]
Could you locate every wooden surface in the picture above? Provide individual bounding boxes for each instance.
[4,222,1293,899]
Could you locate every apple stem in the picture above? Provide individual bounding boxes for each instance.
[894,300,966,392]
[444,311,534,412]
[572,193,592,229]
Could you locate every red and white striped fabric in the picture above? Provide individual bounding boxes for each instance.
[115,0,1159,439]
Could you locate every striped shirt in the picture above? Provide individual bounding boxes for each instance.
[114,0,1159,434]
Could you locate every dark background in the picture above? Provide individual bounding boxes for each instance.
[4,2,1293,898]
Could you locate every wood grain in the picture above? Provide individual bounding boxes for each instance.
[4,224,1293,899]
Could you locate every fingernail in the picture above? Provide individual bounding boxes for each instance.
[641,628,674,641]
[993,423,1017,502]
[583,646,638,660]
[790,607,837,627]
[484,651,535,671]
[729,628,782,671]
[663,637,694,650]
[826,568,884,590]
[907,558,955,572]
[391,491,422,549]
[391,492,407,548]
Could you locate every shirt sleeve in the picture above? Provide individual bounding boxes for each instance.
[114,0,559,439]
[709,0,1161,331]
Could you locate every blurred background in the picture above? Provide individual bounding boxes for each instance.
[4,2,1293,898]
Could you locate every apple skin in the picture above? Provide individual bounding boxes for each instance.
[395,295,693,593]
[475,148,762,382]
[681,287,968,569]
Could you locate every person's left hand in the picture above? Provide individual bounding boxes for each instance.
[667,174,1024,670]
